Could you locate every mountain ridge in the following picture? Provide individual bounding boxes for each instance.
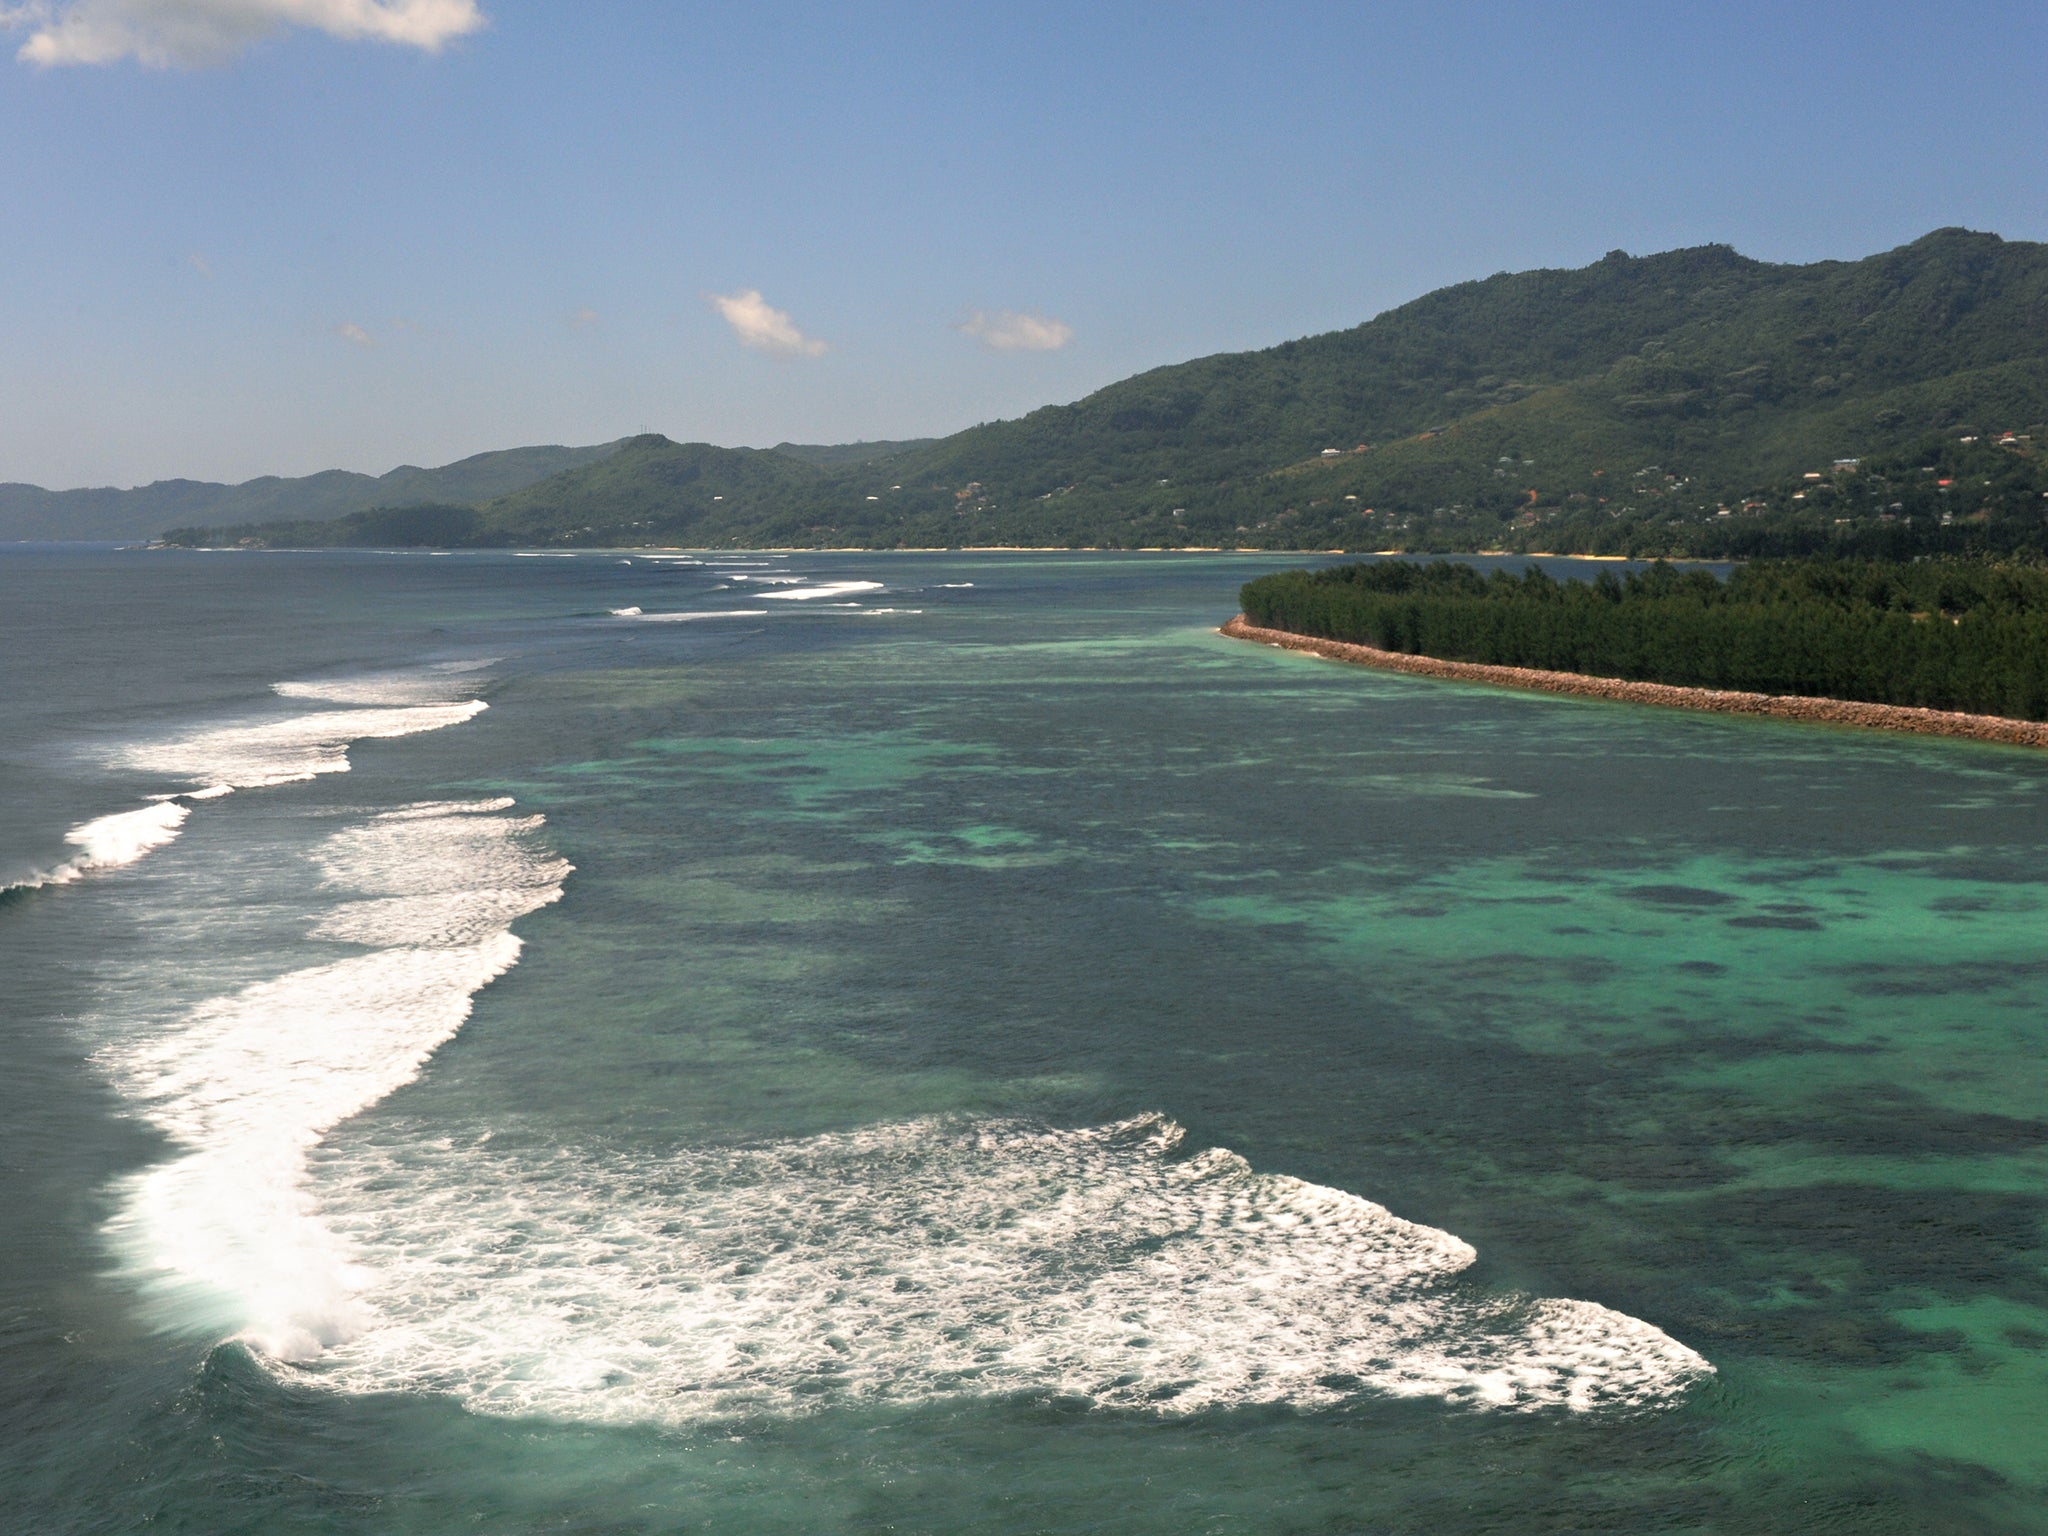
[160,227,2048,553]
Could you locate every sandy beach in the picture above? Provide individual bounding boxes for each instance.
[1220,615,2048,748]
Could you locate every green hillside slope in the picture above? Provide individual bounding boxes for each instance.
[169,229,2048,553]
[770,438,938,468]
[4,440,626,542]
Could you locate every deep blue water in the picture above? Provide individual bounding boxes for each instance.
[4,546,2047,1533]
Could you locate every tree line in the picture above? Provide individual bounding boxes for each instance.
[1240,558,2048,719]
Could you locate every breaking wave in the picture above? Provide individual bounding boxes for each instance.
[5,802,194,893]
[761,580,885,601]
[2,662,496,897]
[114,699,487,792]
[95,799,569,1361]
[615,609,770,622]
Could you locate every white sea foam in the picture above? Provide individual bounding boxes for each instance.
[760,580,885,601]
[610,606,643,617]
[274,662,490,707]
[312,799,566,948]
[96,799,568,1361]
[272,684,479,712]
[621,609,770,622]
[297,1115,1709,1425]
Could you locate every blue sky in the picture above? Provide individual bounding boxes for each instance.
[3,0,2044,488]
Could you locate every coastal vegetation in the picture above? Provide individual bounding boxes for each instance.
[159,228,2048,553]
[1239,558,2048,719]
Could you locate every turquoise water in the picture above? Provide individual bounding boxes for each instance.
[3,547,2046,1532]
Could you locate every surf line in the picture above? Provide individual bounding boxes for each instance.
[1220,615,2048,748]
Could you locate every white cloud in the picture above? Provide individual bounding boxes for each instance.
[956,308,1074,353]
[186,250,211,278]
[567,306,599,328]
[5,0,485,68]
[706,288,828,358]
[335,320,373,347]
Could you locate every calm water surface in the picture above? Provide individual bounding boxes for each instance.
[2,546,2044,1533]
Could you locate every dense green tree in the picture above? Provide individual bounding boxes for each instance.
[1240,558,2048,719]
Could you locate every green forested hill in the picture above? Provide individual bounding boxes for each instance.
[168,228,2048,552]
[8,440,627,543]
[770,438,940,468]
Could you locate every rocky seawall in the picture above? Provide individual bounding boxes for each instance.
[1219,615,2048,748]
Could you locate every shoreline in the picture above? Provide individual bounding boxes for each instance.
[1218,615,2048,748]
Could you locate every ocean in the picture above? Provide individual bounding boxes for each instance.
[3,545,2045,1533]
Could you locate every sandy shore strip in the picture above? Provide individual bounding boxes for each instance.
[1219,615,2048,748]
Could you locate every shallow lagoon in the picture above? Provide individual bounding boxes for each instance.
[3,547,2045,1532]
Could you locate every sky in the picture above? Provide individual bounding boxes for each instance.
[2,0,2045,489]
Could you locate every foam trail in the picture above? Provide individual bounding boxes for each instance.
[96,800,568,1360]
[116,700,486,791]
[298,1115,1711,1426]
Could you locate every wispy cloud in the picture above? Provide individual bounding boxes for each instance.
[567,306,600,328]
[706,288,827,357]
[4,0,485,68]
[955,308,1073,353]
[186,250,211,278]
[335,321,374,347]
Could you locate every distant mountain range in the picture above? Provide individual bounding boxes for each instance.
[0,441,629,542]
[2,435,958,544]
[100,228,2048,555]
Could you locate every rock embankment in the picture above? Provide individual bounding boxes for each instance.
[1219,615,2048,748]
